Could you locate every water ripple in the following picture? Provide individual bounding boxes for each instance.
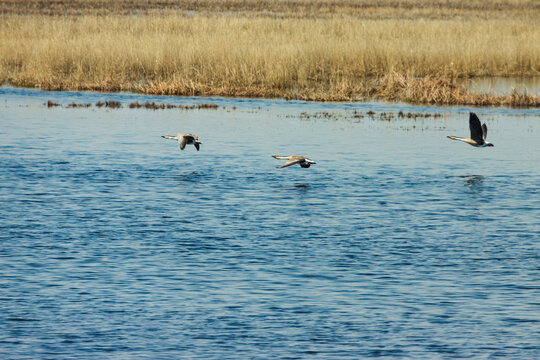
[0,88,539,359]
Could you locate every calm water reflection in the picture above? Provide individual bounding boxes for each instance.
[1,87,539,359]
[461,76,540,96]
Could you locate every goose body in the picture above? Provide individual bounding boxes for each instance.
[273,155,316,168]
[447,113,494,147]
[162,133,202,151]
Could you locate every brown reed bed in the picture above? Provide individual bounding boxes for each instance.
[2,4,540,107]
[30,75,540,108]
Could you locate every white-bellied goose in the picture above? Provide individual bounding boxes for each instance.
[447,113,494,147]
[162,133,202,151]
[273,155,316,168]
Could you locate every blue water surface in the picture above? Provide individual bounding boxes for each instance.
[1,87,539,359]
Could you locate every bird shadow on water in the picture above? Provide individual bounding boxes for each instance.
[268,181,313,194]
[291,183,313,196]
[461,174,485,195]
[173,171,208,183]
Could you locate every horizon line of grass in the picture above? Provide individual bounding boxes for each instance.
[3,0,540,20]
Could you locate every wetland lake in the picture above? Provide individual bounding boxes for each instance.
[1,87,539,359]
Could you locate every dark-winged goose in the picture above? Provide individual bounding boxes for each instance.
[447,113,494,147]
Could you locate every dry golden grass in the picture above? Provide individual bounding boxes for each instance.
[1,1,540,105]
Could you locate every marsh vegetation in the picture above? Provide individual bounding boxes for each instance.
[46,99,221,110]
[1,0,540,105]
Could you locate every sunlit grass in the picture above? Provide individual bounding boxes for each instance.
[1,11,539,105]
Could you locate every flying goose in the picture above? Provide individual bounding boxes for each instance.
[273,155,316,168]
[447,113,494,147]
[162,133,202,151]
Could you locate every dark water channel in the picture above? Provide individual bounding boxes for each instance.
[1,87,539,359]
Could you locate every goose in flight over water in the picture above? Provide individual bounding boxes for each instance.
[273,155,316,168]
[162,133,202,151]
[447,113,494,147]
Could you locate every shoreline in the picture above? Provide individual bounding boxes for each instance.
[4,74,540,108]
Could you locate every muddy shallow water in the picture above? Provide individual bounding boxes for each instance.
[1,87,539,359]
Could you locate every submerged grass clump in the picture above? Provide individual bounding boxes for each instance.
[398,111,443,119]
[295,110,444,122]
[46,100,221,110]
[128,102,219,110]
[67,102,92,108]
[95,100,122,108]
[106,100,122,108]
[2,1,540,106]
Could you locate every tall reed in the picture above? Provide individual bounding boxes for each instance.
[1,14,539,104]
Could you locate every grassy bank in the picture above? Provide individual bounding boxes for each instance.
[1,1,540,106]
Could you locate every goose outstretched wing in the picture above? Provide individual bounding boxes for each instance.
[279,158,303,168]
[469,113,484,143]
[179,136,187,150]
